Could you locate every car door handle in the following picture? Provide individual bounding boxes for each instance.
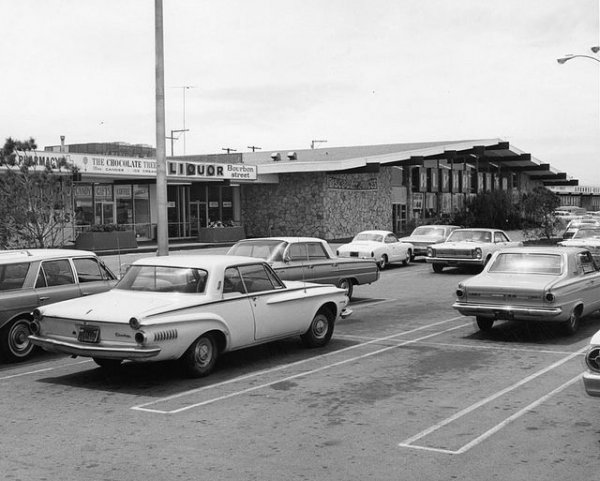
[39,296,50,301]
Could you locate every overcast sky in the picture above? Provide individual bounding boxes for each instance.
[2,0,599,184]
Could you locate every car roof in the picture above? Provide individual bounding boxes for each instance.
[236,237,326,243]
[0,249,98,265]
[497,246,589,255]
[414,224,460,229]
[132,254,267,269]
[355,230,393,236]
[451,228,501,233]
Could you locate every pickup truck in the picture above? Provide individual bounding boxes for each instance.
[227,237,379,299]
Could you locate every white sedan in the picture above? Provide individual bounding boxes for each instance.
[29,255,352,377]
[336,230,413,269]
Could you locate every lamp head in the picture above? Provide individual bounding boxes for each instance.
[592,46,600,53]
[557,55,574,64]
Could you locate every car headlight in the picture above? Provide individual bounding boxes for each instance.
[544,292,555,303]
[586,346,600,373]
[427,247,434,257]
[474,248,482,259]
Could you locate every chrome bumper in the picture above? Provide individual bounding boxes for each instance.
[583,372,600,397]
[29,335,161,360]
[452,302,563,319]
[426,257,484,266]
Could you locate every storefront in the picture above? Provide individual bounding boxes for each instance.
[15,150,257,242]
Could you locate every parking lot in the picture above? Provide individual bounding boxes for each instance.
[1,250,599,480]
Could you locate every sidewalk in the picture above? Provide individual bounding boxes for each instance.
[96,239,237,256]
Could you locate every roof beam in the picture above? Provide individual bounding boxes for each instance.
[543,179,578,186]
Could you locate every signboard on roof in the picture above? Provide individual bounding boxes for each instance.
[13,151,257,181]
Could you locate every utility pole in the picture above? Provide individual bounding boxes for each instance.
[166,129,189,156]
[311,139,327,149]
[247,145,262,152]
[155,0,168,255]
[222,147,237,154]
[171,85,196,154]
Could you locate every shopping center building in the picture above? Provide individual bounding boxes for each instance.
[35,138,577,242]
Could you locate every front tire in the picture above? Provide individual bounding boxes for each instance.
[181,333,218,377]
[562,308,581,335]
[476,316,494,331]
[432,263,444,273]
[0,317,35,362]
[378,254,389,270]
[402,250,412,266]
[301,311,334,348]
[337,278,354,300]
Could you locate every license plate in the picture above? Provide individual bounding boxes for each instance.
[350,252,358,257]
[78,326,100,343]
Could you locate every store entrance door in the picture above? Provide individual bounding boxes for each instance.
[167,185,190,238]
[189,201,207,237]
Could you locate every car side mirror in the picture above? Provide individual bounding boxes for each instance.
[283,253,291,263]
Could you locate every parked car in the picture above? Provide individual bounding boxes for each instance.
[426,228,521,273]
[227,237,379,299]
[562,218,600,239]
[558,226,600,262]
[399,225,460,259]
[0,249,117,362]
[452,246,600,334]
[583,331,600,397]
[336,230,413,269]
[29,255,352,377]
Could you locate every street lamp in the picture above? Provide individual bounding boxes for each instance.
[557,46,600,64]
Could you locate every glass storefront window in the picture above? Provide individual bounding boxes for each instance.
[115,185,133,226]
[133,184,150,238]
[74,184,94,226]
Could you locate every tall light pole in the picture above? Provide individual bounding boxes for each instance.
[166,129,189,156]
[155,0,168,255]
[172,85,196,154]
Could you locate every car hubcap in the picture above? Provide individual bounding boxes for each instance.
[10,321,33,356]
[195,339,212,367]
[313,316,328,339]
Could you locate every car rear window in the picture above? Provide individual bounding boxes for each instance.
[0,262,31,291]
[488,253,563,275]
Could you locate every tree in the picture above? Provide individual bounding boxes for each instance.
[521,186,561,239]
[452,191,521,229]
[0,137,74,248]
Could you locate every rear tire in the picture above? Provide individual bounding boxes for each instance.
[402,251,412,266]
[476,316,494,331]
[301,311,334,348]
[337,278,354,300]
[0,317,35,362]
[181,333,218,377]
[562,308,581,335]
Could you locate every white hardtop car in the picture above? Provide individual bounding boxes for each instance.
[336,230,413,269]
[30,254,351,377]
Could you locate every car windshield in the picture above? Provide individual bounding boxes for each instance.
[353,233,383,242]
[228,240,288,262]
[116,265,208,293]
[488,253,563,275]
[573,228,600,239]
[446,230,492,243]
[412,226,446,237]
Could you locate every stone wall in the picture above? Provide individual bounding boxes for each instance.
[241,169,393,240]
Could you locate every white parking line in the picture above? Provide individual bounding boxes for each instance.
[0,359,91,381]
[334,335,585,357]
[131,316,471,414]
[397,346,587,454]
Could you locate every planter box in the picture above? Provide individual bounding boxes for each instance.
[197,226,245,243]
[75,230,138,251]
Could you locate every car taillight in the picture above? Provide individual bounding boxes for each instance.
[545,292,555,303]
[586,346,600,373]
